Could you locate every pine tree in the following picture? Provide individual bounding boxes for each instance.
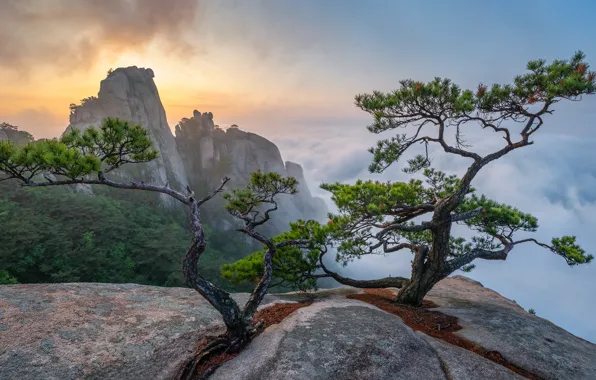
[224,51,595,306]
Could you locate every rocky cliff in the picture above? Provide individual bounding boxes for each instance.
[67,67,188,206]
[66,66,327,225]
[174,110,327,228]
[1,277,594,380]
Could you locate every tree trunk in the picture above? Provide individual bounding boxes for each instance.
[183,239,248,335]
[318,253,410,288]
[395,269,445,306]
[394,244,446,306]
[184,200,250,340]
[242,247,274,324]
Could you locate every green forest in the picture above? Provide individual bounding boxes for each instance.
[0,179,258,290]
[0,122,290,292]
[0,124,259,290]
[0,182,264,290]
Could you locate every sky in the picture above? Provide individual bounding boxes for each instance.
[2,0,596,342]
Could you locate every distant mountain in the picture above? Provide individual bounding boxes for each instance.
[0,68,328,289]
[66,66,328,231]
[66,67,189,206]
[175,109,328,230]
[0,122,33,145]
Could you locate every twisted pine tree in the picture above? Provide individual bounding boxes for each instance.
[0,117,316,375]
[224,51,595,306]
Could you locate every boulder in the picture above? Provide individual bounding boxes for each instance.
[210,297,448,380]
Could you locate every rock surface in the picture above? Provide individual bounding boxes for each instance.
[419,334,525,380]
[0,283,280,380]
[210,297,448,380]
[1,276,594,380]
[426,276,596,380]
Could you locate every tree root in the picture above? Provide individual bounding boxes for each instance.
[176,323,265,380]
[176,336,239,380]
[176,301,311,380]
[184,339,228,380]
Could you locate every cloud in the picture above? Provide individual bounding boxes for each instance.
[0,0,359,77]
[463,157,596,342]
[529,137,596,207]
[0,0,202,75]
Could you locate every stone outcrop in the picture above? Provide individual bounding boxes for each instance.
[67,67,189,206]
[0,124,33,145]
[426,276,596,380]
[65,66,327,224]
[2,276,594,380]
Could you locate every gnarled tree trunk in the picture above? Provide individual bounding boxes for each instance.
[183,199,259,346]
[178,199,262,380]
[396,209,452,306]
[395,269,446,306]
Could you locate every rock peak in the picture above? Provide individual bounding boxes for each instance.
[66,66,189,205]
[174,108,328,231]
[63,70,326,228]
[106,66,155,79]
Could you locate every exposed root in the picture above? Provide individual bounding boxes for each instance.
[182,337,231,380]
[176,335,241,380]
[177,329,257,380]
[348,289,545,380]
[177,300,313,380]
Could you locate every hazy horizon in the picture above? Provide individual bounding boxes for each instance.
[2,0,596,343]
